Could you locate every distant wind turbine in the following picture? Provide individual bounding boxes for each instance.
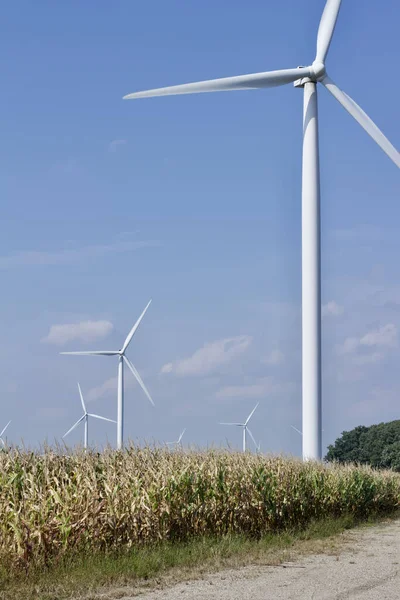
[63,383,116,449]
[291,425,323,436]
[167,428,186,449]
[291,425,303,436]
[123,0,400,462]
[220,403,259,452]
[0,421,11,447]
[61,300,154,449]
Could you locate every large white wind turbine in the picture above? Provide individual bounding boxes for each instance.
[61,300,154,449]
[0,421,11,447]
[63,383,116,449]
[220,403,259,453]
[166,428,186,449]
[123,1,400,461]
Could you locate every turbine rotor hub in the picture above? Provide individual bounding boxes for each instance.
[311,61,326,81]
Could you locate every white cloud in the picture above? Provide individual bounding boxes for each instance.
[216,378,296,399]
[322,301,344,318]
[337,324,398,356]
[216,383,269,399]
[0,239,159,269]
[109,139,127,153]
[161,335,252,377]
[86,377,117,403]
[352,352,384,366]
[85,373,139,403]
[38,406,68,420]
[331,225,383,244]
[360,324,397,348]
[338,337,359,355]
[261,350,284,366]
[42,320,113,346]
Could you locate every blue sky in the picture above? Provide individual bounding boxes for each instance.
[1,0,399,455]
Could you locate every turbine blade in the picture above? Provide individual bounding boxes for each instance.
[123,356,154,406]
[88,414,117,424]
[178,428,186,443]
[245,402,259,425]
[63,415,85,438]
[60,351,118,356]
[321,76,400,168]
[246,427,258,450]
[219,422,243,426]
[123,67,313,100]
[77,382,86,413]
[0,421,11,437]
[315,0,342,63]
[291,425,303,436]
[121,300,152,353]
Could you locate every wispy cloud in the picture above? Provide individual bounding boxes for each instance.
[86,377,117,403]
[322,301,344,318]
[216,378,296,399]
[109,139,127,153]
[337,323,398,356]
[86,374,138,403]
[0,239,159,269]
[161,335,252,377]
[261,350,284,366]
[42,320,113,346]
[331,225,384,243]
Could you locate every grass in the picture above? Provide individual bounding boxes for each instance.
[1,511,398,600]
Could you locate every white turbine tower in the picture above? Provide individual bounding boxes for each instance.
[123,1,400,461]
[0,421,11,447]
[61,300,154,449]
[220,403,259,453]
[166,428,186,449]
[63,383,116,449]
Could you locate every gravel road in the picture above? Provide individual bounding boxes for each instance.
[125,519,400,600]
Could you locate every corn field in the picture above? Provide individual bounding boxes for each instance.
[0,445,399,572]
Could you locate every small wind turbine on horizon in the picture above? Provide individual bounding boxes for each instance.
[220,403,259,453]
[166,428,186,449]
[0,421,11,447]
[63,383,116,449]
[291,425,323,436]
[61,300,154,449]
[291,425,303,436]
[123,0,400,462]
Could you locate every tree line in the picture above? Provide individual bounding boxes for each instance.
[325,420,400,471]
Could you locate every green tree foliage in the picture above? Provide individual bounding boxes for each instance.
[325,420,400,472]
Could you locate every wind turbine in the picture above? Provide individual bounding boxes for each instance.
[291,425,323,435]
[0,421,11,447]
[61,300,154,449]
[220,403,259,452]
[291,425,303,436]
[166,428,186,449]
[123,1,400,461]
[63,383,116,449]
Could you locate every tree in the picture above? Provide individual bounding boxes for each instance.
[381,441,400,472]
[325,420,400,470]
[325,425,370,464]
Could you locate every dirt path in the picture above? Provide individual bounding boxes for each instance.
[124,519,400,599]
